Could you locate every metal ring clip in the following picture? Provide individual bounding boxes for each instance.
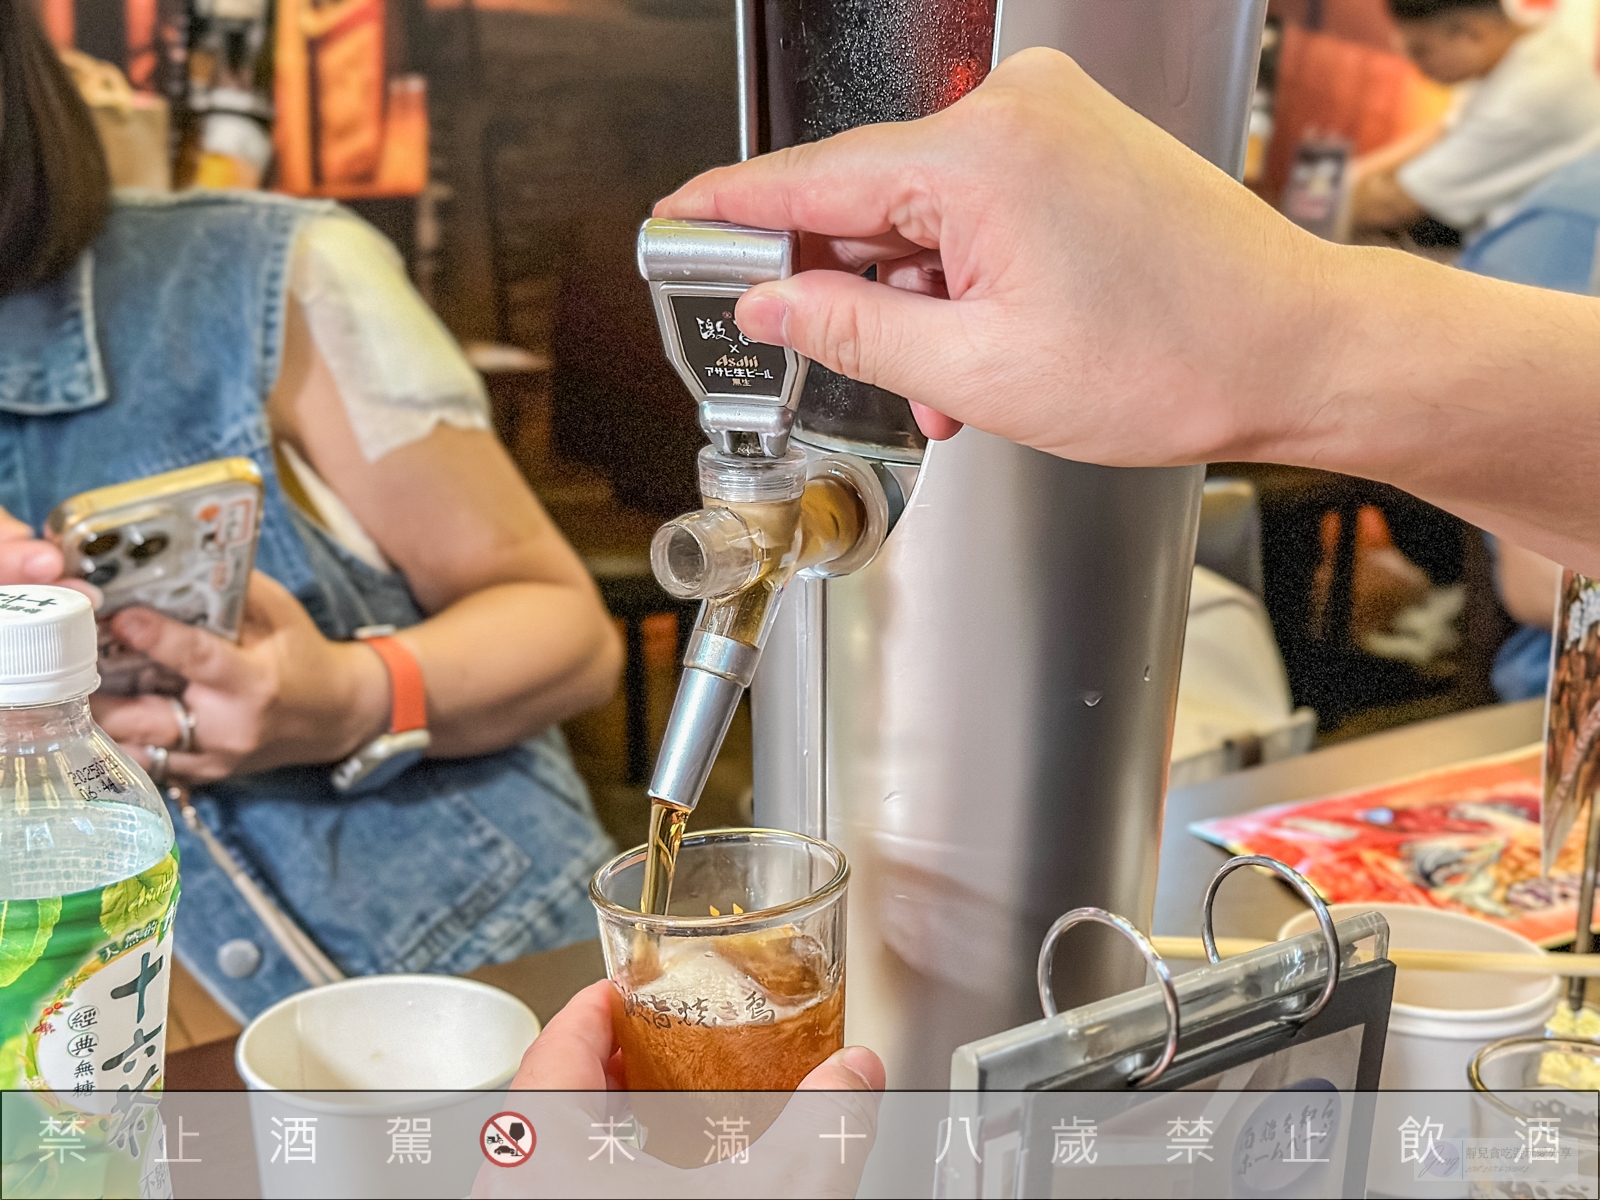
[1037,907,1181,1087]
[1201,854,1341,1024]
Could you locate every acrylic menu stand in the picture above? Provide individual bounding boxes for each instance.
[942,856,1397,1199]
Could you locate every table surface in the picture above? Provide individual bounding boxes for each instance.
[168,698,1544,1089]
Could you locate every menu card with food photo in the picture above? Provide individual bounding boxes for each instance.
[1191,743,1596,947]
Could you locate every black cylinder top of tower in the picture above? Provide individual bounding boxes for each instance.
[754,0,998,458]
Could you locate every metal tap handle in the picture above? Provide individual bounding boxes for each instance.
[637,218,810,458]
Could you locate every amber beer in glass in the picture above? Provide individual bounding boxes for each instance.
[590,829,848,1090]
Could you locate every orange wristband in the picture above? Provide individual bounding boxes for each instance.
[360,633,427,734]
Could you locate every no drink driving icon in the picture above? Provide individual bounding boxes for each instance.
[481,1112,535,1167]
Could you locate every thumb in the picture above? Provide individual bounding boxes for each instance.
[797,1045,885,1092]
[737,273,978,430]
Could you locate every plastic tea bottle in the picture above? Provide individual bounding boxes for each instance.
[0,585,179,1096]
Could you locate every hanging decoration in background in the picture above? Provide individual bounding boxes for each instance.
[37,0,426,197]
[273,0,428,198]
[37,0,160,81]
[184,0,275,188]
[43,0,166,89]
[40,0,185,190]
[38,0,275,188]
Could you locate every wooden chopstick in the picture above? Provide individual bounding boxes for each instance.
[1150,935,1600,977]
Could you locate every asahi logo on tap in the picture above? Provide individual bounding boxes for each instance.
[671,296,785,397]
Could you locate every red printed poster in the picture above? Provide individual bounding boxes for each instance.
[1543,571,1600,872]
[1191,744,1596,946]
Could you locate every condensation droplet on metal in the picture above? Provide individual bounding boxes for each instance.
[1143,665,1152,682]
[1083,691,1102,707]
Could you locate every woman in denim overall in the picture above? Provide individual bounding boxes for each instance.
[0,11,618,1020]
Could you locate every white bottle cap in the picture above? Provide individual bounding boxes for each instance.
[0,586,100,705]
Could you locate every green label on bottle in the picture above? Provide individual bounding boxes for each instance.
[0,851,180,1094]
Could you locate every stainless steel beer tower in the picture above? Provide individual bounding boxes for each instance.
[742,0,1268,1086]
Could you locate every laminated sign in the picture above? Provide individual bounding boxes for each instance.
[1544,570,1600,873]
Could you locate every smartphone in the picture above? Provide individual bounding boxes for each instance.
[47,458,264,695]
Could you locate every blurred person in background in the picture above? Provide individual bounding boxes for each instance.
[0,0,621,1020]
[1457,148,1600,700]
[1459,147,1600,291]
[1351,0,1600,236]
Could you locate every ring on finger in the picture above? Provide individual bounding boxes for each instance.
[169,696,197,754]
[146,744,169,786]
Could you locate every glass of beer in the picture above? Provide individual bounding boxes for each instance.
[590,829,848,1091]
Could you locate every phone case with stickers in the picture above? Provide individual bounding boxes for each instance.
[47,458,264,696]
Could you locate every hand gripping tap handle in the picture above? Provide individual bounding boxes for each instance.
[637,218,810,459]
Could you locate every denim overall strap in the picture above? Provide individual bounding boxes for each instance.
[0,191,332,600]
[0,193,613,1019]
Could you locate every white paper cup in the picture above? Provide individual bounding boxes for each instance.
[236,973,538,1091]
[236,975,540,1198]
[1278,904,1559,1090]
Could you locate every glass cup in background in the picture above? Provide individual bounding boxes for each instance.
[1467,1036,1600,1199]
[590,829,848,1091]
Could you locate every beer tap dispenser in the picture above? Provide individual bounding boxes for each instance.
[637,219,888,820]
[633,0,1264,1085]
[730,0,1268,1087]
